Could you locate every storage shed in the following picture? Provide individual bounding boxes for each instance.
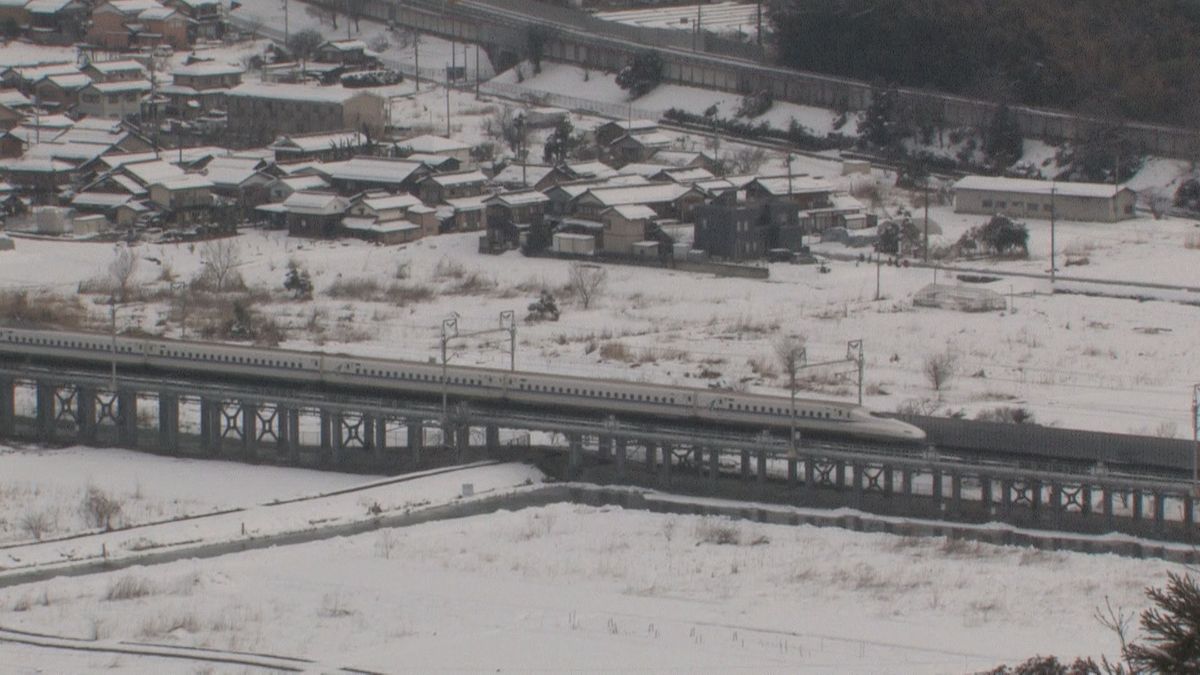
[952,176,1137,222]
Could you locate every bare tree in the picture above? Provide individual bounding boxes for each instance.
[484,107,530,159]
[108,244,139,303]
[567,262,607,310]
[923,350,958,396]
[724,147,768,175]
[199,240,243,293]
[1149,190,1172,220]
[774,335,807,455]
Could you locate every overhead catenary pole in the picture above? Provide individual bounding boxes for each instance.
[923,178,930,262]
[1193,384,1199,498]
[1050,185,1057,283]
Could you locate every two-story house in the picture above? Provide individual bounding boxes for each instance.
[417,169,487,205]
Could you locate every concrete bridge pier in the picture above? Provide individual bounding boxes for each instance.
[485,424,500,455]
[117,390,137,447]
[372,415,387,462]
[0,376,12,437]
[598,434,612,461]
[407,419,423,464]
[614,438,626,478]
[78,386,97,444]
[242,403,258,460]
[157,392,178,453]
[276,406,299,463]
[200,398,220,455]
[708,446,719,483]
[319,410,333,466]
[455,423,469,461]
[567,432,583,479]
[659,444,671,485]
[35,380,55,441]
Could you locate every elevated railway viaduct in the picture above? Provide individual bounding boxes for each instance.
[323,0,1200,158]
[2,355,1199,550]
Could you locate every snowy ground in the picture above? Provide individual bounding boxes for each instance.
[3,200,1200,437]
[0,445,1177,673]
[491,61,850,137]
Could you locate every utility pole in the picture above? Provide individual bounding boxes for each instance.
[693,3,701,51]
[445,73,451,137]
[1193,384,1199,498]
[756,0,762,46]
[874,252,881,301]
[923,178,930,262]
[1050,185,1057,283]
[109,295,118,391]
[501,310,516,371]
[283,0,289,45]
[786,153,794,196]
[474,42,480,98]
[440,313,459,445]
[414,34,419,92]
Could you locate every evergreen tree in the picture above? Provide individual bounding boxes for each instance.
[858,84,902,151]
[543,117,580,164]
[984,103,1024,169]
[1126,572,1200,672]
[616,50,664,98]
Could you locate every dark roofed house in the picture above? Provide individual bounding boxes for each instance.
[276,190,350,237]
[483,189,549,251]
[417,169,488,205]
[595,119,658,147]
[317,156,429,194]
[270,130,370,163]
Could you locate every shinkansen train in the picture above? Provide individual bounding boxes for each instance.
[0,328,926,445]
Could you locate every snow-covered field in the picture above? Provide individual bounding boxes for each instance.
[0,445,1175,673]
[3,200,1199,436]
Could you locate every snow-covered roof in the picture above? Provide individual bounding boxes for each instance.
[549,175,649,200]
[610,131,672,148]
[953,175,1134,199]
[172,62,244,77]
[0,90,31,108]
[657,167,714,183]
[566,161,618,180]
[25,141,108,163]
[486,190,549,208]
[359,192,421,211]
[86,79,152,94]
[204,158,267,187]
[26,0,75,13]
[85,60,146,75]
[650,150,710,167]
[342,217,418,234]
[122,159,185,185]
[41,73,91,90]
[751,175,834,196]
[616,162,672,178]
[605,204,657,220]
[106,0,161,14]
[0,156,73,172]
[443,194,488,212]
[829,193,865,212]
[137,6,176,19]
[72,191,133,208]
[228,83,380,104]
[152,174,212,191]
[276,174,328,192]
[320,39,367,52]
[12,63,77,83]
[694,178,736,195]
[281,190,348,215]
[425,169,487,187]
[600,119,657,132]
[72,117,124,132]
[321,157,423,185]
[271,130,365,153]
[579,183,691,207]
[493,163,554,186]
[402,134,470,154]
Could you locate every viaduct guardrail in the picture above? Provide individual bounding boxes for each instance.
[3,362,1198,548]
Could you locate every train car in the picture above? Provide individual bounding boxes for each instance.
[0,327,926,445]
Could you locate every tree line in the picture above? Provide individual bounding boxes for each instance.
[768,0,1200,127]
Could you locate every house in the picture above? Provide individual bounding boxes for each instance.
[404,152,459,172]
[572,182,704,221]
[652,166,716,185]
[148,173,212,225]
[278,190,349,237]
[482,189,548,250]
[745,175,835,210]
[266,174,329,202]
[81,59,146,83]
[650,149,716,172]
[693,203,767,261]
[71,191,139,226]
[544,174,648,215]
[564,160,618,181]
[87,0,188,50]
[599,204,656,255]
[26,0,87,45]
[162,0,223,41]
[491,163,570,191]
[314,40,378,67]
[398,134,472,163]
[0,0,30,29]
[77,79,151,118]
[441,194,487,231]
[0,155,75,201]
[594,119,658,147]
[270,130,369,163]
[32,72,91,109]
[318,156,427,194]
[607,131,674,166]
[160,61,242,117]
[225,83,386,144]
[417,169,488,205]
[201,156,274,212]
[342,190,430,244]
[952,175,1137,222]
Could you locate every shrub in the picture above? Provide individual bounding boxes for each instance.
[325,277,381,299]
[598,341,633,362]
[975,406,1035,424]
[81,485,122,530]
[736,89,773,118]
[615,49,664,98]
[694,518,741,545]
[923,351,958,394]
[105,576,153,601]
[19,510,54,541]
[283,261,313,300]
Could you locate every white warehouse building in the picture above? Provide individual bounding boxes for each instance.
[952,176,1138,222]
